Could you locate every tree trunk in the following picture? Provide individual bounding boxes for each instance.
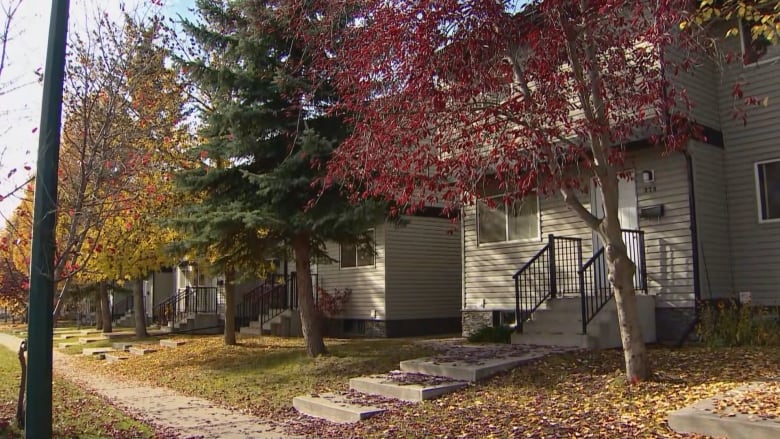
[95,290,103,331]
[599,175,648,382]
[99,282,112,333]
[561,173,649,382]
[133,278,148,338]
[291,233,327,357]
[223,267,236,345]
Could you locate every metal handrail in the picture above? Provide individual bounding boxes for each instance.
[513,234,583,333]
[578,229,647,334]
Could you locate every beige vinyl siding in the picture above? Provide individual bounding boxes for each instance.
[384,217,462,319]
[317,224,387,319]
[666,47,721,129]
[463,148,695,311]
[636,150,694,307]
[690,141,734,299]
[463,194,592,311]
[719,44,780,306]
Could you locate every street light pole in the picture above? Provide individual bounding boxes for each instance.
[26,1,70,437]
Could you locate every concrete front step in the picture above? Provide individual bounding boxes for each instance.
[112,342,135,351]
[129,346,158,356]
[293,393,386,423]
[400,355,537,382]
[104,352,130,363]
[349,374,468,402]
[668,383,780,439]
[159,339,186,348]
[82,347,114,357]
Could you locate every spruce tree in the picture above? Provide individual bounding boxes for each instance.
[173,0,385,354]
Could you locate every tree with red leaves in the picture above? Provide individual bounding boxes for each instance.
[295,0,704,381]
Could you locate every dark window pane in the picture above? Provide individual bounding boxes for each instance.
[340,243,357,268]
[759,161,780,220]
[478,200,506,243]
[508,198,539,241]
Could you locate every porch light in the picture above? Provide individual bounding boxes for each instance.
[642,170,655,183]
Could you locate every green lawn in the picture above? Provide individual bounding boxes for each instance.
[0,344,158,438]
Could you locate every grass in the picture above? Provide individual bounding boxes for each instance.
[75,335,438,420]
[0,344,158,438]
[67,335,780,438]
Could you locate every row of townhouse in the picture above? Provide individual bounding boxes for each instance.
[123,26,780,348]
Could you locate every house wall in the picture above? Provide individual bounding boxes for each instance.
[317,223,387,321]
[461,190,593,336]
[690,141,734,300]
[719,43,780,306]
[384,216,462,331]
[666,46,721,129]
[461,148,696,339]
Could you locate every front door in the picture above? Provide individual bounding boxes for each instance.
[591,172,639,291]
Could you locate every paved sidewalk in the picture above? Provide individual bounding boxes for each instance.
[0,332,296,439]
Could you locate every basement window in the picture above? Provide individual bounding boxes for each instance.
[755,159,780,222]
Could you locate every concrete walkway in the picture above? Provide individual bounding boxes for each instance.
[0,332,296,439]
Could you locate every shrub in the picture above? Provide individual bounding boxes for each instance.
[696,299,780,347]
[316,287,351,317]
[468,325,513,344]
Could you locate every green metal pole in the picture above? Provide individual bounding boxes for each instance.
[25,1,70,437]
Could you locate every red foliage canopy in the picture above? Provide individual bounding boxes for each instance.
[292,0,701,212]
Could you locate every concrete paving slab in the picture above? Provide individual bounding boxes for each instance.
[159,339,186,348]
[293,393,386,423]
[399,352,543,382]
[349,375,468,402]
[82,347,114,356]
[112,342,135,351]
[104,353,130,363]
[668,384,780,439]
[128,346,158,355]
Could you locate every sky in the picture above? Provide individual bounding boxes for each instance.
[0,0,194,220]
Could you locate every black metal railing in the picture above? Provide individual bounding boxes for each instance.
[234,272,320,331]
[154,286,219,327]
[111,295,133,320]
[578,229,647,334]
[513,234,582,333]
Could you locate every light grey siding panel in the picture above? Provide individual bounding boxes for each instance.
[690,142,734,299]
[463,195,592,311]
[384,217,462,320]
[636,150,695,308]
[317,224,387,319]
[666,47,721,129]
[720,48,780,306]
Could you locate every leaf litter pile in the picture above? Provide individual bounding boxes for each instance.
[69,336,779,438]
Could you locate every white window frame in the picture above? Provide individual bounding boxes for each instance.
[476,195,541,245]
[339,229,376,269]
[755,159,780,223]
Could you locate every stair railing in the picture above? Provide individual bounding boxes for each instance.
[153,286,219,328]
[513,234,582,333]
[578,229,647,334]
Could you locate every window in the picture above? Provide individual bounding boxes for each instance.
[340,230,375,268]
[756,159,780,222]
[739,19,778,65]
[477,196,539,244]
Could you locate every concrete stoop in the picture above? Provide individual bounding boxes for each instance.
[292,393,386,423]
[399,355,537,382]
[668,384,780,439]
[293,349,548,423]
[159,339,186,348]
[240,310,301,337]
[349,374,468,402]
